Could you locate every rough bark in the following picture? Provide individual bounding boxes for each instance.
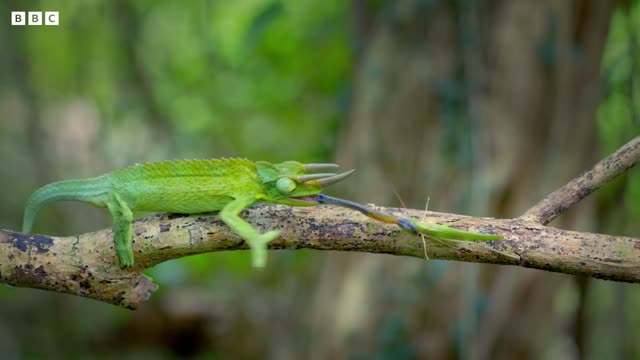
[1,201,639,309]
[1,137,636,310]
[523,135,640,225]
[2,132,638,309]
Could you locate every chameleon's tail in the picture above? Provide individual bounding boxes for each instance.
[22,177,109,233]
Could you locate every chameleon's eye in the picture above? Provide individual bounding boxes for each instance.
[276,178,297,194]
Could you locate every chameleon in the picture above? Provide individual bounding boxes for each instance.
[22,159,502,268]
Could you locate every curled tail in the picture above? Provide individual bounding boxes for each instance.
[22,177,109,233]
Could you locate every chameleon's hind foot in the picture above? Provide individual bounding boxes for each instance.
[105,192,135,268]
[248,230,280,268]
[116,245,135,268]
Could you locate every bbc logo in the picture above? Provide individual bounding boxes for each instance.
[11,11,59,26]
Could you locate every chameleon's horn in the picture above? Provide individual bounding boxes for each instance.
[318,169,355,188]
[299,173,337,182]
[304,163,339,172]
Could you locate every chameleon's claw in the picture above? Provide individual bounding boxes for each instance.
[304,163,339,172]
[248,230,280,268]
[116,246,135,268]
[317,169,355,188]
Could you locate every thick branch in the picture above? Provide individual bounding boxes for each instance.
[522,135,640,225]
[2,204,640,309]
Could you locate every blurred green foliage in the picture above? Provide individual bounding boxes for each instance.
[0,0,639,358]
[0,1,350,356]
[594,4,640,360]
[7,0,349,162]
[597,3,640,228]
[1,0,350,279]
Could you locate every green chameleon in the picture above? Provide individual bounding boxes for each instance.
[22,159,501,268]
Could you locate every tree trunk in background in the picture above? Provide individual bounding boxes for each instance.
[311,0,613,358]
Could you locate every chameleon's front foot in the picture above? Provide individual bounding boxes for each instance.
[248,230,280,268]
[116,244,135,268]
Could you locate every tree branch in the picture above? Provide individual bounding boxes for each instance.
[522,135,640,225]
[4,136,638,309]
[2,202,640,309]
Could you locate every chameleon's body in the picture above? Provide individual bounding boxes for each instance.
[22,159,501,268]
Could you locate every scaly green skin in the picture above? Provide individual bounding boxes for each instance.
[22,159,501,268]
[22,159,338,268]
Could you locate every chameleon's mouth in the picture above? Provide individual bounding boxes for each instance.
[288,195,319,204]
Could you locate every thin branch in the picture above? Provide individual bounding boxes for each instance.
[2,203,640,309]
[522,135,640,225]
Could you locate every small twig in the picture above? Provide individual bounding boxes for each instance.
[522,135,640,225]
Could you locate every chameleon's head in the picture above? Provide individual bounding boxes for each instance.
[256,161,354,206]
